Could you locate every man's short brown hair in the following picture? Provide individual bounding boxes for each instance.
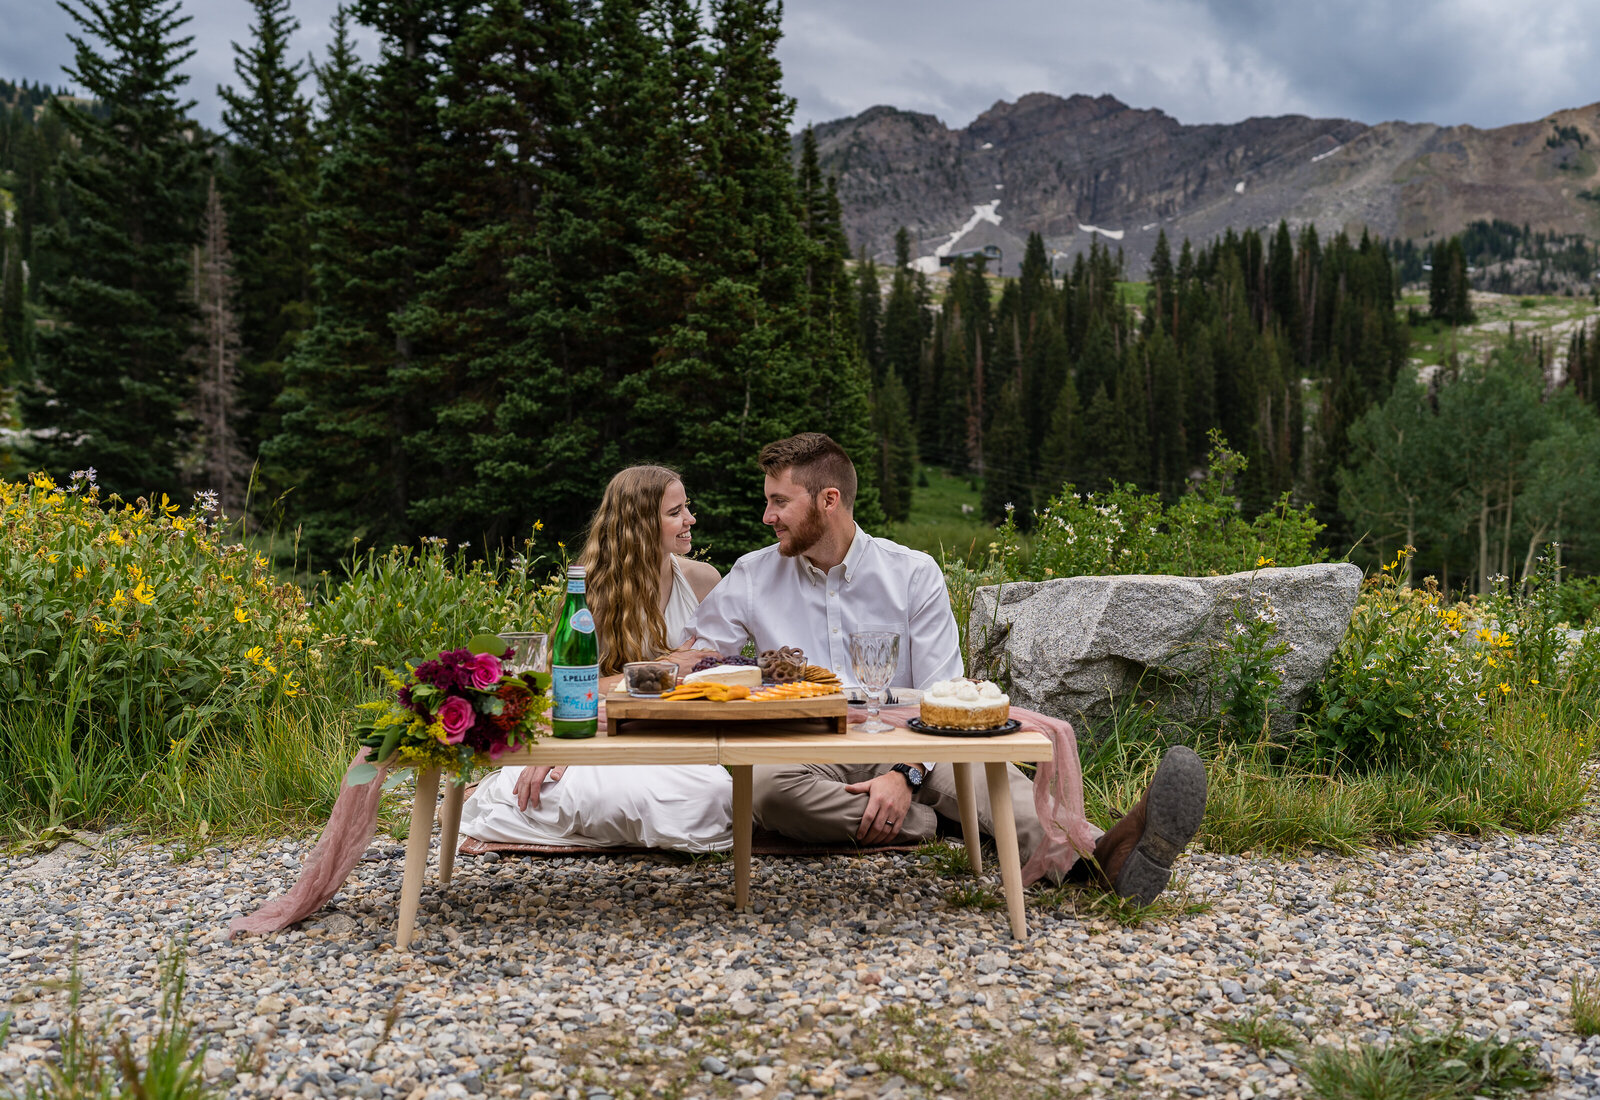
[759,433,857,512]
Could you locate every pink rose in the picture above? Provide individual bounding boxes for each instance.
[437,695,475,743]
[468,652,503,690]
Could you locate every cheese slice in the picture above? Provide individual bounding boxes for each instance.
[682,664,762,688]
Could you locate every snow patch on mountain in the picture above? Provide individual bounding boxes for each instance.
[1077,223,1125,241]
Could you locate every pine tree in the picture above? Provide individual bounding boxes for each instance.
[1037,372,1079,496]
[219,0,317,461]
[882,226,928,395]
[0,220,22,380]
[980,376,1030,526]
[1074,383,1117,492]
[24,0,207,498]
[938,306,973,474]
[854,253,883,384]
[398,0,589,547]
[186,175,248,512]
[267,1,458,557]
[871,370,917,522]
[311,4,364,146]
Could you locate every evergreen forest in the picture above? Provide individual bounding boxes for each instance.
[2,2,1598,593]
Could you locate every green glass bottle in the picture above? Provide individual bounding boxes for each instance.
[549,565,599,738]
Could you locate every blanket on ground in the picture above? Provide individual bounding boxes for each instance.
[226,703,1096,939]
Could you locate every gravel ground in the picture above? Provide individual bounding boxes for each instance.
[5,807,1600,1100]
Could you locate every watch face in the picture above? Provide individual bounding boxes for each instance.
[909,766,925,786]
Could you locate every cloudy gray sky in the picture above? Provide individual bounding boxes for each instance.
[2,0,1594,132]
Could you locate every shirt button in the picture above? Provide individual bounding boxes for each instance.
[829,590,836,597]
[832,627,839,634]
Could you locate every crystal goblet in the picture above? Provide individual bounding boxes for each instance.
[847,629,901,733]
[496,631,548,675]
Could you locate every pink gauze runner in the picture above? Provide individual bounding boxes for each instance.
[868,703,1099,885]
[226,746,393,939]
[228,699,1099,938]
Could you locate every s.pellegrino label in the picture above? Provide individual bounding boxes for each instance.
[550,564,599,738]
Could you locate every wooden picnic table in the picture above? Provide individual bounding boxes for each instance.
[400,720,1053,948]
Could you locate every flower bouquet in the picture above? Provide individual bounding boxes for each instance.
[348,633,551,783]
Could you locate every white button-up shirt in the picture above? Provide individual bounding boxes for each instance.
[690,525,964,690]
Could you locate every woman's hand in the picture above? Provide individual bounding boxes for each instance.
[514,765,568,811]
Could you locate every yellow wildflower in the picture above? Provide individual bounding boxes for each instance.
[1498,682,1511,695]
[1256,556,1275,568]
[47,553,59,564]
[234,606,248,623]
[129,581,155,606]
[31,474,55,491]
[108,530,125,547]
[73,567,86,580]
[110,589,128,608]
[170,516,188,533]
[245,646,265,664]
[1530,677,1540,686]
[281,674,301,697]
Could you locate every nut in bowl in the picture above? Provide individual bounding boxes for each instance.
[623,661,679,698]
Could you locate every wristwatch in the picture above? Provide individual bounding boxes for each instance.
[891,763,926,791]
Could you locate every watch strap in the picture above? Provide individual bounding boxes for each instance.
[891,762,924,790]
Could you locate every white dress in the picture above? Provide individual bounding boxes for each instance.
[458,558,732,852]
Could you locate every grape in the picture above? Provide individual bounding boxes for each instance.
[690,654,759,673]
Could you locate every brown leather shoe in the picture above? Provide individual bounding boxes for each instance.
[1092,746,1207,904]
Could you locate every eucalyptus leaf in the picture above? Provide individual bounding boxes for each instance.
[381,772,409,792]
[378,723,403,764]
[346,762,379,786]
[468,633,510,656]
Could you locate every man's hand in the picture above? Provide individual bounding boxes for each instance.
[665,646,720,676]
[513,765,568,812]
[844,770,914,845]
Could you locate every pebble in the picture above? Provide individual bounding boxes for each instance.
[3,809,1600,1099]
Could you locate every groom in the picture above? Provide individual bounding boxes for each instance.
[689,432,1207,901]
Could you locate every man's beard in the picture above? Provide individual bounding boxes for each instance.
[777,501,827,558]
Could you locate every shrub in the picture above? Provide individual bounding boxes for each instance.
[309,538,562,682]
[0,473,312,754]
[1005,434,1324,582]
[1210,590,1292,743]
[1305,557,1489,770]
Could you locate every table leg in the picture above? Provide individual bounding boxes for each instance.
[951,762,983,875]
[438,778,464,886]
[984,762,1027,940]
[731,765,753,910]
[396,766,441,950]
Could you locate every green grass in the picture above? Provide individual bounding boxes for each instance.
[884,465,999,566]
[1573,975,1600,1038]
[1401,289,1594,372]
[1212,1010,1304,1055]
[1071,687,1595,862]
[1301,1028,1549,1100]
[2,942,217,1100]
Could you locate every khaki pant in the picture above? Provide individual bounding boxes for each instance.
[751,761,1045,862]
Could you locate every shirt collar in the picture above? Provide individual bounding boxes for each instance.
[800,523,869,584]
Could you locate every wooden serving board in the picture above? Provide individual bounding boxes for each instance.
[606,689,848,735]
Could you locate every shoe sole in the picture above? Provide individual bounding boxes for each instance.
[1113,746,1207,905]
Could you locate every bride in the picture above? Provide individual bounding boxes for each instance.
[458,465,730,851]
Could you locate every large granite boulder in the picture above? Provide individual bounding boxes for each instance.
[967,563,1362,732]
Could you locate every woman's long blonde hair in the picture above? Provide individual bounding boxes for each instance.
[579,464,683,676]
